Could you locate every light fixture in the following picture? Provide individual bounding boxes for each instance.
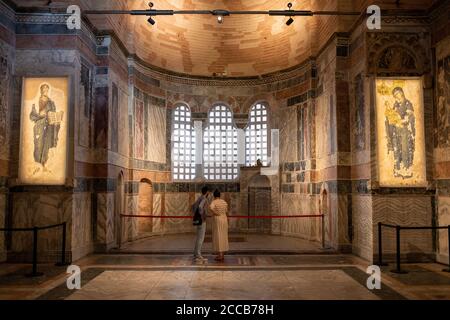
[212,10,230,24]
[286,3,294,26]
[147,2,156,26]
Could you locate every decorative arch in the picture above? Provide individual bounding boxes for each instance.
[367,32,430,75]
[241,93,278,115]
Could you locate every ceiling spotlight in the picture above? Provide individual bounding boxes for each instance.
[286,17,294,26]
[148,17,156,25]
[212,10,229,25]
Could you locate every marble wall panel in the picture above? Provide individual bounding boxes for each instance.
[71,193,93,260]
[118,88,129,157]
[337,194,351,250]
[121,194,138,242]
[280,106,298,163]
[147,105,166,163]
[436,37,450,148]
[372,195,433,259]
[0,193,5,262]
[437,196,450,264]
[134,99,145,159]
[96,193,115,248]
[164,192,194,234]
[10,193,73,262]
[352,195,373,261]
[110,82,119,152]
[152,193,163,234]
[0,40,13,162]
[78,63,93,148]
[280,193,320,242]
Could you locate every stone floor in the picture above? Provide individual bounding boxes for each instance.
[1,252,450,300]
[115,233,326,254]
[0,233,449,300]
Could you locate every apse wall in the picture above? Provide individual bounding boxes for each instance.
[1,0,449,265]
[122,56,321,243]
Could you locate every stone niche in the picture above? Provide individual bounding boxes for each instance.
[238,166,280,234]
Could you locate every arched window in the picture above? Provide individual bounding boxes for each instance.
[204,105,238,180]
[245,103,269,166]
[172,105,196,180]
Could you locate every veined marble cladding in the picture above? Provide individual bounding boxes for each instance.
[118,88,129,158]
[71,193,94,260]
[147,104,166,164]
[122,194,138,242]
[0,39,13,164]
[372,195,433,261]
[352,195,373,261]
[95,193,115,250]
[435,36,450,264]
[437,196,450,264]
[164,193,194,234]
[0,193,5,262]
[280,193,321,242]
[152,193,163,234]
[280,105,298,163]
[9,193,73,263]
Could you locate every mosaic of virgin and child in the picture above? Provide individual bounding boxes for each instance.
[29,83,64,175]
[384,87,416,179]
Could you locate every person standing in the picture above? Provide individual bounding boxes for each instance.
[29,83,62,174]
[193,186,210,263]
[209,189,229,262]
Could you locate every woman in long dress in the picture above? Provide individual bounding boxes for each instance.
[209,189,229,262]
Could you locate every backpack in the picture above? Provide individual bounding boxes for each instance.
[192,197,203,226]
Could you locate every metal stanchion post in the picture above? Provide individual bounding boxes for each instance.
[443,225,450,273]
[391,225,407,274]
[26,227,43,277]
[56,222,69,266]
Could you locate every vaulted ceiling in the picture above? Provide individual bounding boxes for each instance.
[9,0,440,77]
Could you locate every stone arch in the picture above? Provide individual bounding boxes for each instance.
[241,93,279,115]
[138,178,153,237]
[367,32,430,75]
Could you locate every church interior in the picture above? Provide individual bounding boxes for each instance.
[0,0,449,301]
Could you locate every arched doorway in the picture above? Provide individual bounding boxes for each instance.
[114,172,125,248]
[138,179,153,237]
[248,174,272,233]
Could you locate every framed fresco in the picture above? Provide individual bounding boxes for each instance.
[18,77,68,185]
[375,78,426,187]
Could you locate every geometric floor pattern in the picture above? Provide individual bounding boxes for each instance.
[1,252,449,300]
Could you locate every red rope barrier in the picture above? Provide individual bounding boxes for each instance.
[121,214,323,219]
